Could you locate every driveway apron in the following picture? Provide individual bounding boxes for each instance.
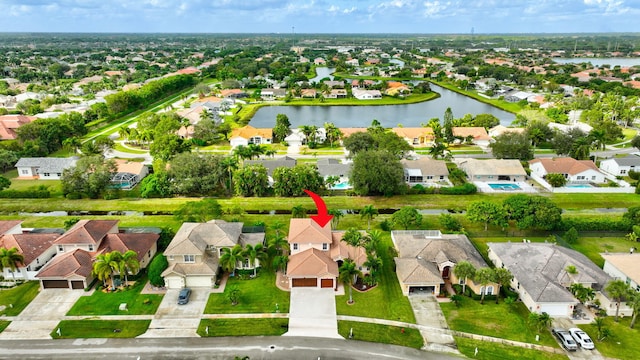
[139,288,208,338]
[284,288,342,339]
[408,294,458,353]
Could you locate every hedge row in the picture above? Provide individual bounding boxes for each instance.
[557,217,633,232]
[0,189,50,198]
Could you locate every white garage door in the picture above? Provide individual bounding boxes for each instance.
[165,276,184,289]
[539,303,570,317]
[186,276,213,288]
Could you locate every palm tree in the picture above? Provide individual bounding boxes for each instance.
[0,247,24,282]
[221,156,239,195]
[270,221,285,238]
[120,250,140,287]
[243,244,266,277]
[339,259,363,304]
[62,137,82,154]
[291,205,306,218]
[342,228,363,247]
[605,279,631,322]
[474,267,494,304]
[453,261,476,296]
[493,267,513,304]
[272,255,289,274]
[365,230,383,254]
[628,291,640,329]
[220,245,245,275]
[569,283,595,304]
[118,125,131,142]
[92,251,122,289]
[328,209,343,228]
[360,205,378,231]
[363,254,383,285]
[233,145,253,161]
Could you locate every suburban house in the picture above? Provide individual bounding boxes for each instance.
[384,81,411,96]
[111,159,149,190]
[452,127,491,147]
[529,158,606,184]
[229,125,273,148]
[0,221,60,281]
[176,105,208,125]
[260,88,287,100]
[392,127,435,146]
[488,125,526,139]
[400,158,450,187]
[351,89,382,100]
[299,89,317,98]
[326,89,347,99]
[161,220,265,289]
[458,159,527,182]
[488,242,627,317]
[15,157,78,180]
[35,220,159,289]
[286,219,367,289]
[0,114,36,140]
[392,230,496,296]
[219,89,248,99]
[323,80,344,88]
[599,155,640,177]
[317,158,352,186]
[244,156,297,184]
[602,253,640,292]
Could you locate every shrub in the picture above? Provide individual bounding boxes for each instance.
[380,219,392,231]
[563,227,579,244]
[0,189,50,198]
[559,217,632,232]
[148,255,168,287]
[545,173,567,187]
[629,170,640,180]
[66,192,82,200]
[439,213,462,232]
[439,183,477,195]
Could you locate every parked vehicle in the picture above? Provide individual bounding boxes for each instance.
[552,328,578,351]
[177,288,192,305]
[569,327,595,350]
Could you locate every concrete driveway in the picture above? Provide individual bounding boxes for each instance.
[284,288,342,339]
[139,288,208,338]
[552,317,605,360]
[0,289,85,340]
[408,294,457,353]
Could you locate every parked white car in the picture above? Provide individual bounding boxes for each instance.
[569,328,595,350]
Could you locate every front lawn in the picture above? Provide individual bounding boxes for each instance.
[204,271,290,314]
[0,281,40,316]
[336,232,416,323]
[198,318,288,337]
[0,321,10,333]
[53,320,150,338]
[441,296,558,347]
[338,321,423,349]
[579,317,640,360]
[454,337,568,360]
[66,276,162,316]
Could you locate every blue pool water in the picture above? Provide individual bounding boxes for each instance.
[488,183,521,190]
[566,184,592,188]
[331,181,352,190]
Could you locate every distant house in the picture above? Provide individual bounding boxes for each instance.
[392,127,435,147]
[504,91,535,103]
[529,158,606,184]
[384,81,411,96]
[488,125,525,139]
[488,242,628,317]
[161,220,265,289]
[474,78,496,91]
[244,156,297,184]
[602,253,640,292]
[219,89,248,99]
[0,115,36,140]
[260,88,287,100]
[458,159,527,182]
[229,125,273,148]
[351,79,375,89]
[326,89,347,99]
[36,220,158,289]
[176,105,208,125]
[352,89,382,100]
[15,157,78,180]
[316,158,351,185]
[300,89,317,98]
[111,160,149,190]
[400,158,450,186]
[452,127,491,147]
[392,230,496,296]
[323,80,344,89]
[599,155,640,177]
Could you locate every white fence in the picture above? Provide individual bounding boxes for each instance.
[531,173,635,193]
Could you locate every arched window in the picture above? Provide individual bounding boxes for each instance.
[486,286,494,295]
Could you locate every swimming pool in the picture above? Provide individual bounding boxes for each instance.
[331,181,352,190]
[488,183,522,191]
[566,184,593,188]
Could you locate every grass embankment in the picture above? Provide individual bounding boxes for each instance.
[204,272,290,314]
[52,320,150,338]
[429,80,523,113]
[441,296,558,348]
[67,277,162,316]
[338,321,424,350]
[198,318,288,337]
[0,281,40,316]
[579,317,640,360]
[0,321,10,333]
[454,337,568,360]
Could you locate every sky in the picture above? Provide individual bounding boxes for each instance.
[1,0,639,34]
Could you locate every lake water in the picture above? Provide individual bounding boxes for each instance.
[553,58,640,67]
[309,67,335,83]
[250,83,515,128]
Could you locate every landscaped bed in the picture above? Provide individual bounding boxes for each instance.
[579,317,640,360]
[198,318,288,337]
[454,336,568,360]
[66,276,162,316]
[52,320,150,338]
[204,272,290,314]
[337,321,423,350]
[0,281,40,316]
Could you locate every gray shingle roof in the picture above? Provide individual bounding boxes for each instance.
[15,157,77,173]
[612,155,640,167]
[317,159,351,178]
[244,156,296,176]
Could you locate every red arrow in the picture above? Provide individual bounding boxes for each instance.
[304,189,333,227]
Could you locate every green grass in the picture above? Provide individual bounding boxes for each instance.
[204,271,290,314]
[52,320,150,338]
[336,232,416,323]
[441,296,558,347]
[569,236,629,268]
[338,320,424,349]
[198,318,288,337]
[66,276,162,316]
[0,281,40,316]
[454,337,568,360]
[113,142,148,154]
[0,321,10,333]
[579,317,640,360]
[430,80,522,113]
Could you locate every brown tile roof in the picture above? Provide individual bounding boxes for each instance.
[288,219,331,245]
[392,127,434,140]
[0,115,36,140]
[529,157,598,175]
[230,125,272,140]
[339,128,367,138]
[453,127,490,141]
[394,257,443,285]
[99,233,158,262]
[1,233,59,266]
[114,159,146,176]
[36,249,93,279]
[0,220,22,235]
[220,89,244,97]
[287,248,338,277]
[164,220,244,256]
[54,220,119,245]
[330,232,367,267]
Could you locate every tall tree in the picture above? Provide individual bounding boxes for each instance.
[243,244,266,277]
[339,259,363,304]
[360,205,379,231]
[605,280,630,322]
[493,267,513,304]
[502,195,562,231]
[443,107,455,143]
[466,201,506,231]
[220,245,245,275]
[324,122,342,148]
[628,291,640,329]
[92,251,122,289]
[474,267,494,304]
[61,155,117,199]
[489,132,533,160]
[351,150,404,196]
[234,164,269,197]
[0,248,24,282]
[391,206,422,230]
[342,228,364,247]
[453,261,476,296]
[119,250,140,287]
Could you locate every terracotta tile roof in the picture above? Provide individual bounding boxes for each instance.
[220,89,245,97]
[0,220,22,235]
[392,127,434,140]
[529,157,598,175]
[1,233,59,266]
[36,249,93,279]
[453,127,490,141]
[176,67,200,75]
[230,125,272,140]
[339,128,367,138]
[287,248,338,277]
[54,220,118,245]
[99,233,158,262]
[114,159,146,176]
[164,220,243,256]
[288,219,331,245]
[0,115,36,140]
[330,232,367,267]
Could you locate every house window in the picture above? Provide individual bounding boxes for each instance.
[183,255,195,263]
[169,255,174,261]
[56,173,62,177]
[36,258,39,264]
[21,170,28,175]
[440,176,444,180]
[244,259,250,268]
[577,176,585,180]
[88,245,94,251]
[485,286,494,295]
[43,173,51,177]
[58,245,64,252]
[293,243,298,251]
[591,176,596,180]
[459,279,465,285]
[621,169,627,174]
[322,243,328,251]
[148,250,152,258]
